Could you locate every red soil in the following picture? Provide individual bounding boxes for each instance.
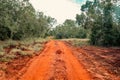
[19,40,91,80]
[1,40,120,80]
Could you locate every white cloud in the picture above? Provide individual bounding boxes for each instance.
[29,0,81,24]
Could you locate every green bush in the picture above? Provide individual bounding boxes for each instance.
[76,27,87,38]
[0,26,11,40]
[12,31,23,40]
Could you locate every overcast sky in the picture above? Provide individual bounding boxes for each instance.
[29,0,86,24]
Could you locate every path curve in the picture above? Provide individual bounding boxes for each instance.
[19,40,91,80]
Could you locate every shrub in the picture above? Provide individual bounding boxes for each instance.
[0,25,11,40]
[12,31,23,40]
[76,27,87,38]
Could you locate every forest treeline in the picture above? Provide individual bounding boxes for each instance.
[0,0,56,40]
[51,0,120,46]
[79,0,120,46]
[50,19,88,39]
[0,0,120,46]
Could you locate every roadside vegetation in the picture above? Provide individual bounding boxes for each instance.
[61,39,89,47]
[0,38,48,62]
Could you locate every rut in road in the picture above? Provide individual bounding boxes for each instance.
[19,40,91,80]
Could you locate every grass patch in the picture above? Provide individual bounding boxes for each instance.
[72,40,89,46]
[0,38,48,62]
[0,54,16,62]
[61,38,90,46]
[0,52,5,56]
[33,44,43,51]
[19,37,48,45]
[0,46,4,52]
[19,51,33,56]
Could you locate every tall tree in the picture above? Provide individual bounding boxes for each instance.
[102,0,114,46]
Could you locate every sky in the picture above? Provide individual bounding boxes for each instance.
[29,0,86,24]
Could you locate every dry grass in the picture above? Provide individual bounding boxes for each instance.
[61,38,90,46]
[0,38,48,62]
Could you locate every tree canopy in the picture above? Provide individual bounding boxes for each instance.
[75,0,120,46]
[0,0,55,40]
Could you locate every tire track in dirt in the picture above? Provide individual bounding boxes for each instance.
[57,41,91,80]
[18,40,91,80]
[50,49,67,80]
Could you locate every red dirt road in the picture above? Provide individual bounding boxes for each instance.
[19,40,91,80]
